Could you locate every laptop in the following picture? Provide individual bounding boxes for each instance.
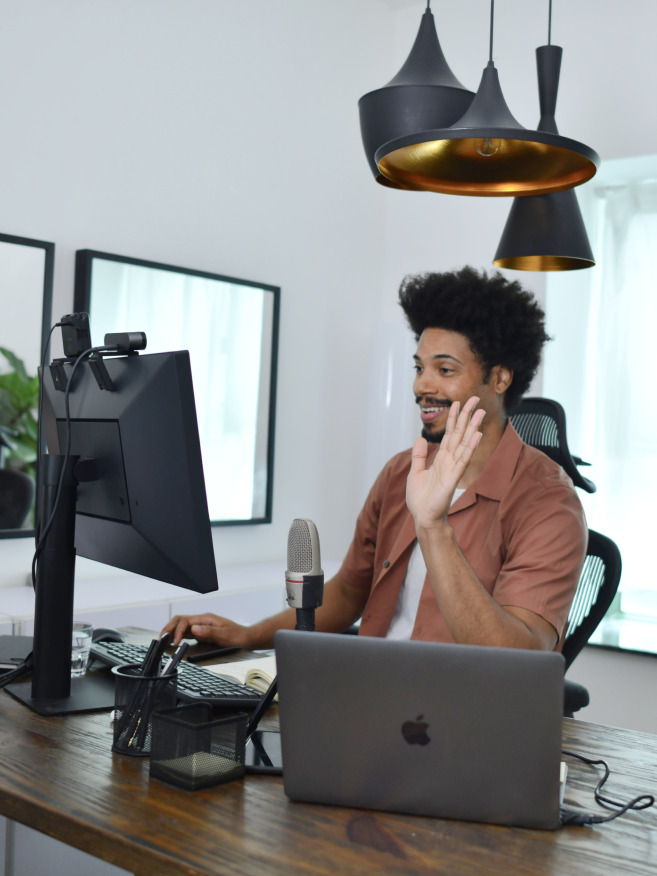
[274,630,565,830]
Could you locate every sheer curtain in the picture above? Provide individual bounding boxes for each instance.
[578,181,657,617]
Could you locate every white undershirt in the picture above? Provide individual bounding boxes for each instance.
[386,489,466,640]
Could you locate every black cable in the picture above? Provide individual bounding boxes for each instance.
[31,343,114,587]
[34,322,63,553]
[560,749,655,826]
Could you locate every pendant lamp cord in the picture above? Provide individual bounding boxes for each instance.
[548,0,553,44]
[488,0,495,62]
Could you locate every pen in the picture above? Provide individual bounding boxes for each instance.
[117,678,148,748]
[160,641,190,677]
[143,632,172,676]
[185,646,241,663]
[138,638,159,674]
[115,634,171,745]
[135,641,186,749]
[135,679,158,751]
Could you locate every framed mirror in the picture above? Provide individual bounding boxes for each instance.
[0,232,55,538]
[74,250,280,526]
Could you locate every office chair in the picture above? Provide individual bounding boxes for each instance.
[509,397,597,494]
[510,397,621,715]
[561,529,622,716]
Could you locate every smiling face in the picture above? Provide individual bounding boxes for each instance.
[413,328,512,443]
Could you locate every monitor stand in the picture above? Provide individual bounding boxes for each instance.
[16,453,117,717]
[5,672,116,716]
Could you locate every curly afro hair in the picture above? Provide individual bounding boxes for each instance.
[398,266,550,413]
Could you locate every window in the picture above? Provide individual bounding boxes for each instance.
[543,155,657,654]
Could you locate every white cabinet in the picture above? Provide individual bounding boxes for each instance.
[0,560,298,636]
[9,823,129,876]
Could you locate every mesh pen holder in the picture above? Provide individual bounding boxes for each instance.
[112,664,178,757]
[149,702,248,791]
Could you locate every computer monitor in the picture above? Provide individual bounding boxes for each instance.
[43,350,218,592]
[8,344,218,715]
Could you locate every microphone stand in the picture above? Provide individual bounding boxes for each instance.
[245,607,316,740]
[247,519,323,742]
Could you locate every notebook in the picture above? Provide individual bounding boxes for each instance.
[274,630,565,830]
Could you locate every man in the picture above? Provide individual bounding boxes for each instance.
[163,267,587,652]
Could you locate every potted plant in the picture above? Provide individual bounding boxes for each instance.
[0,346,39,529]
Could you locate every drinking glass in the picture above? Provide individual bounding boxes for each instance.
[71,621,93,677]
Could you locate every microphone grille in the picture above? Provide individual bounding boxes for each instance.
[287,518,319,574]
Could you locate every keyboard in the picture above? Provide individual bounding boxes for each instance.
[90,640,263,709]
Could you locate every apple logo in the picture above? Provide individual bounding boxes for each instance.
[401,714,431,746]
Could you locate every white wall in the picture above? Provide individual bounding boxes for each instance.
[0,0,394,583]
[568,646,657,734]
[1,0,656,725]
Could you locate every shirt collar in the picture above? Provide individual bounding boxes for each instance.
[472,421,522,501]
[448,421,522,512]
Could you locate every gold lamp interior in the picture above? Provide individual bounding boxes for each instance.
[378,136,598,197]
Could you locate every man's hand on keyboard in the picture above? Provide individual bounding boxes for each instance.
[162,613,252,648]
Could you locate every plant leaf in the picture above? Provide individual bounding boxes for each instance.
[0,347,30,380]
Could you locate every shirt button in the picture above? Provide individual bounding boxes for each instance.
[382,560,390,568]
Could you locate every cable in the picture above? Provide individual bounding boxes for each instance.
[34,322,64,553]
[560,749,655,826]
[488,0,495,63]
[31,343,114,587]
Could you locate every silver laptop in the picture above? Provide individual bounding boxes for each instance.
[274,630,564,830]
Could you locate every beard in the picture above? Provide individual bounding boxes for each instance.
[422,426,445,444]
[417,395,451,444]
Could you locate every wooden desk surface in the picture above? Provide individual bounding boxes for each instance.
[0,674,656,875]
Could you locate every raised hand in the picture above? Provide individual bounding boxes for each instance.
[406,396,485,530]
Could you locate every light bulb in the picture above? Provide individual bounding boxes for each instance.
[476,138,500,157]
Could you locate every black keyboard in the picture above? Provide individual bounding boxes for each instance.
[90,640,262,709]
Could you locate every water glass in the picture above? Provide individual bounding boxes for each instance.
[71,621,93,677]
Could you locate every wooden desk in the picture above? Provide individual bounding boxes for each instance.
[0,683,655,875]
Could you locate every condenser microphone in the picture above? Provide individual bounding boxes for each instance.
[246,518,324,741]
[285,518,324,631]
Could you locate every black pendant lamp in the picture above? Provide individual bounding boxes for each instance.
[358,1,474,190]
[494,7,595,269]
[375,0,599,197]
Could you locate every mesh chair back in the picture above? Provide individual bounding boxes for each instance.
[510,397,596,493]
[511,399,619,715]
[561,529,622,670]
